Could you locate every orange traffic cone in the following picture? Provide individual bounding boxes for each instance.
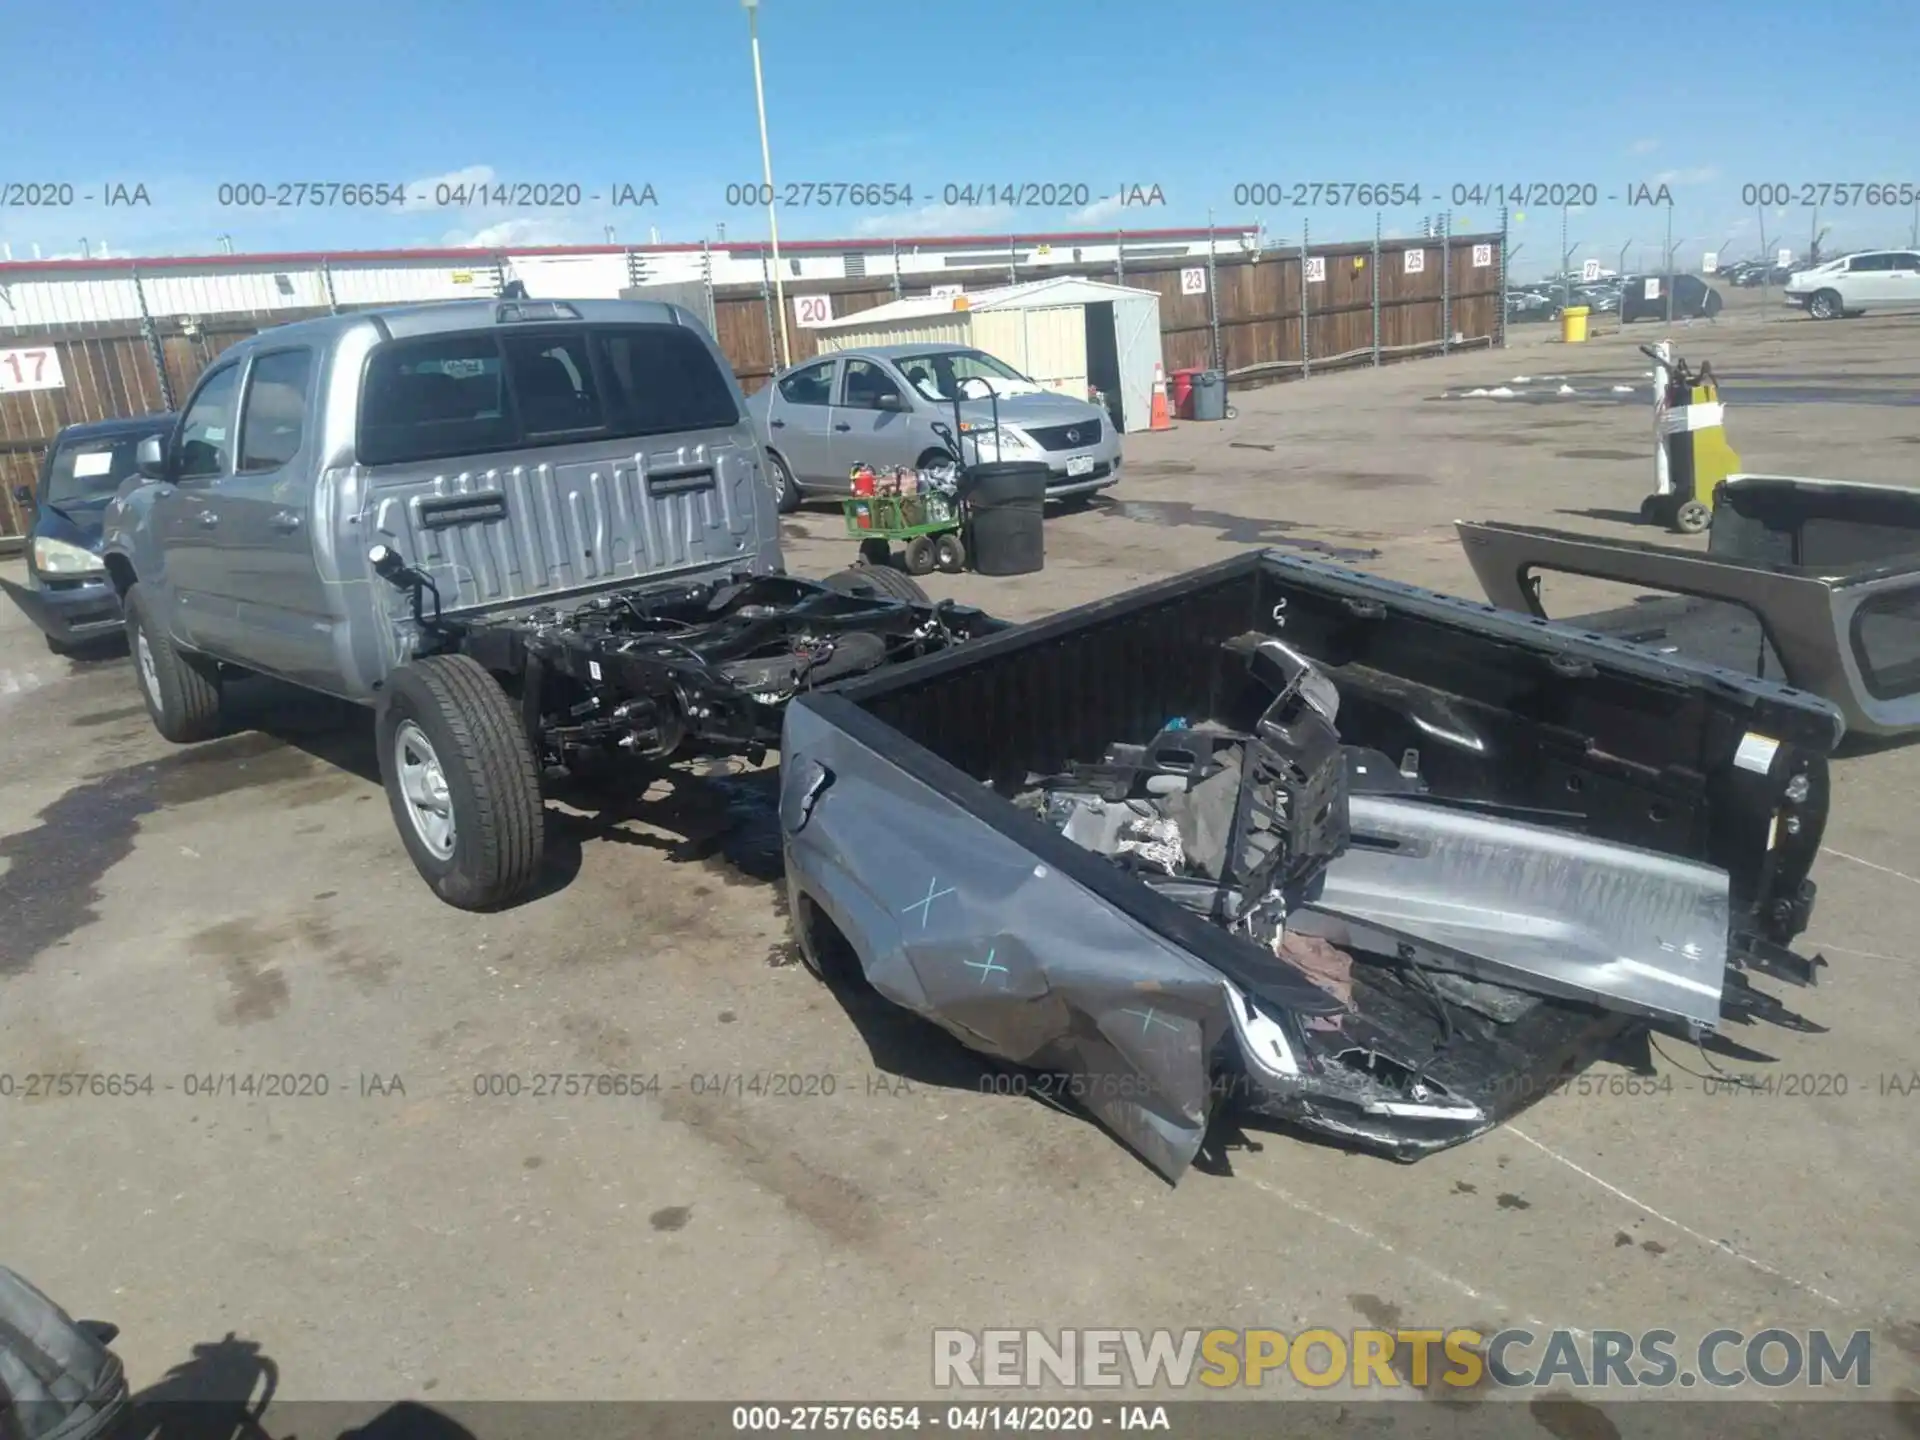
[1149,361,1173,431]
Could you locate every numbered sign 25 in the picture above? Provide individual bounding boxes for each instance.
[0,346,66,394]
[1471,243,1493,268]
[1403,248,1426,274]
[793,293,834,328]
[1180,266,1207,295]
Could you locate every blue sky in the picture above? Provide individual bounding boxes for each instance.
[5,0,1917,277]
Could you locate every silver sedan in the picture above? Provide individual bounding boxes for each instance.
[745,342,1122,512]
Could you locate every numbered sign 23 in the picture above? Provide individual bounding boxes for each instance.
[1180,267,1207,295]
[0,346,66,394]
[793,293,834,328]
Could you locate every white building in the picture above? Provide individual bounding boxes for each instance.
[0,227,1235,332]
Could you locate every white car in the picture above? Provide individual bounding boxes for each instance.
[1783,249,1920,319]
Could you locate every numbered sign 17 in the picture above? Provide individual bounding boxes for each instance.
[793,294,834,328]
[1180,267,1207,295]
[0,347,66,394]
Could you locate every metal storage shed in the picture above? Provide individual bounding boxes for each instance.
[809,276,1165,433]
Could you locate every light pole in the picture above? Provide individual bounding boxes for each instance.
[743,0,791,370]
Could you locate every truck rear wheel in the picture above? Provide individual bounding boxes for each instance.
[376,654,545,910]
[821,566,930,605]
[124,583,223,743]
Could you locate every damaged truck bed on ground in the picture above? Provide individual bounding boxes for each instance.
[778,549,1846,1182]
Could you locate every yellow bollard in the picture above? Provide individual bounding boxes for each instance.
[1560,305,1591,343]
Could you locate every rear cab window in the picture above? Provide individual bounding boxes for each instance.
[1852,587,1920,700]
[357,322,738,467]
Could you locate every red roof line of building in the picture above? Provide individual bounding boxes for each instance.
[0,226,1253,277]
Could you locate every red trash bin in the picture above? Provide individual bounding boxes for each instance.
[1170,367,1203,419]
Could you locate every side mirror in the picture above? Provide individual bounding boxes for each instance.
[135,434,168,479]
[876,391,908,412]
[10,484,31,510]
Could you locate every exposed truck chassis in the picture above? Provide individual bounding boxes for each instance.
[384,562,1005,770]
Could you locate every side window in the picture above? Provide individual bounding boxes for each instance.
[1895,254,1920,272]
[1852,586,1920,700]
[502,333,603,436]
[841,358,903,410]
[1850,254,1892,272]
[237,349,313,473]
[776,360,835,407]
[176,364,243,480]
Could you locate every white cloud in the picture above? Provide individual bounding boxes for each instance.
[1651,166,1720,186]
[439,215,594,248]
[1629,138,1661,155]
[405,165,498,210]
[855,202,1019,238]
[1073,194,1128,226]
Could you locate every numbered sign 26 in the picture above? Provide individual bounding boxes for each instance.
[1403,248,1426,274]
[793,293,834,328]
[1304,256,1327,284]
[1180,267,1207,295]
[0,346,65,394]
[1471,243,1493,268]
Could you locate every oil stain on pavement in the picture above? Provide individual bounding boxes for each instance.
[1099,499,1385,561]
[0,732,362,976]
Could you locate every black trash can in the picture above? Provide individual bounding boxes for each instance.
[961,462,1048,576]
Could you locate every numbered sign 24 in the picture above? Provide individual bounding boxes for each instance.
[0,346,65,394]
[1304,256,1327,284]
[1471,243,1493,268]
[1180,266,1207,295]
[793,293,834,328]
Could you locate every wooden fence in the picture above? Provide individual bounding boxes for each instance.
[2,230,1504,539]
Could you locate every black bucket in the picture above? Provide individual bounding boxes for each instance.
[962,462,1048,576]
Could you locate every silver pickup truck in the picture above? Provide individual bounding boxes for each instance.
[102,298,996,909]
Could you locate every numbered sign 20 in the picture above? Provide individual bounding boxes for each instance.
[0,346,65,394]
[1403,248,1426,275]
[1471,243,1493,268]
[793,293,834,328]
[1304,256,1327,284]
[1180,266,1207,295]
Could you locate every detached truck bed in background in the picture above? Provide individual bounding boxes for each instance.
[779,550,1845,1181]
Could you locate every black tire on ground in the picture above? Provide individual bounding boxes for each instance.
[375,653,546,910]
[1674,500,1713,534]
[124,583,223,743]
[857,537,891,567]
[934,530,967,573]
[901,534,937,576]
[1225,405,1239,420]
[821,566,930,605]
[1809,289,1843,320]
[766,450,802,513]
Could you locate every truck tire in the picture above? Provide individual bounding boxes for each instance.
[821,566,930,605]
[124,583,223,743]
[376,654,545,910]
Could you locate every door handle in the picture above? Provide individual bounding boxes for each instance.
[769,418,786,428]
[270,510,302,533]
[196,510,219,528]
[833,422,852,432]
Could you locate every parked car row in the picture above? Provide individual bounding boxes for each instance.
[1505,272,1723,325]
